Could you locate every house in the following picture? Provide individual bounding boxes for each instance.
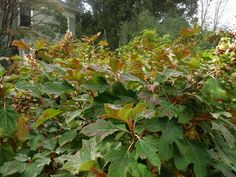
[0,0,79,57]
[18,0,79,36]
[58,1,78,35]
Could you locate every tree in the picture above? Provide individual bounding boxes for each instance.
[198,0,213,29]
[77,0,198,49]
[0,0,20,55]
[212,0,228,31]
[198,0,229,31]
[119,9,157,45]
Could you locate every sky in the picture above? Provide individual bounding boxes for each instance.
[220,0,236,29]
[198,0,236,30]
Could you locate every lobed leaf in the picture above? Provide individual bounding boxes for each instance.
[136,136,161,172]
[0,109,19,136]
[81,119,127,141]
[107,148,135,177]
[35,108,63,127]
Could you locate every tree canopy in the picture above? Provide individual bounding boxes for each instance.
[75,0,198,48]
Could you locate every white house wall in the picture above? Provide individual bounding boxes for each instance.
[63,10,76,34]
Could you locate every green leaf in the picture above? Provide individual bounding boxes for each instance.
[209,144,236,174]
[174,141,210,177]
[0,144,14,166]
[42,137,57,150]
[112,82,136,99]
[157,100,177,119]
[81,75,109,93]
[159,119,183,160]
[94,92,120,103]
[63,158,95,174]
[211,111,232,119]
[0,65,5,77]
[81,119,127,141]
[129,163,153,177]
[221,146,236,171]
[213,163,236,177]
[201,78,228,101]
[35,108,63,127]
[15,154,29,162]
[136,136,161,171]
[120,73,145,84]
[21,157,51,177]
[107,148,134,177]
[163,69,184,78]
[212,122,235,148]
[43,81,74,95]
[0,109,19,136]
[176,105,192,124]
[65,110,81,124]
[189,142,210,177]
[15,81,41,97]
[51,172,75,177]
[0,160,26,176]
[138,91,160,106]
[62,138,100,174]
[28,134,45,151]
[59,129,77,146]
[82,103,104,120]
[137,118,167,133]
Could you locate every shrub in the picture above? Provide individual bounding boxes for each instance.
[0,28,236,177]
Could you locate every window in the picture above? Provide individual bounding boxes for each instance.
[20,5,31,27]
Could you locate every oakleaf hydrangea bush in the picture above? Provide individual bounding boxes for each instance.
[0,27,236,177]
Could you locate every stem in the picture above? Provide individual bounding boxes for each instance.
[127,118,138,152]
[127,118,135,140]
[90,167,107,177]
[3,99,6,110]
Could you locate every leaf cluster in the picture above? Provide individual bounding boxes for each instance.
[0,27,236,177]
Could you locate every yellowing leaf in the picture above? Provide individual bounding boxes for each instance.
[179,25,200,38]
[98,40,109,46]
[101,104,121,120]
[35,109,63,127]
[34,39,47,51]
[16,116,29,142]
[79,160,96,171]
[118,103,134,121]
[125,102,146,119]
[11,40,30,50]
[192,24,201,34]
[109,58,124,72]
[101,102,145,122]
[11,55,23,61]
[82,32,101,43]
[92,32,101,41]
[71,59,81,70]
